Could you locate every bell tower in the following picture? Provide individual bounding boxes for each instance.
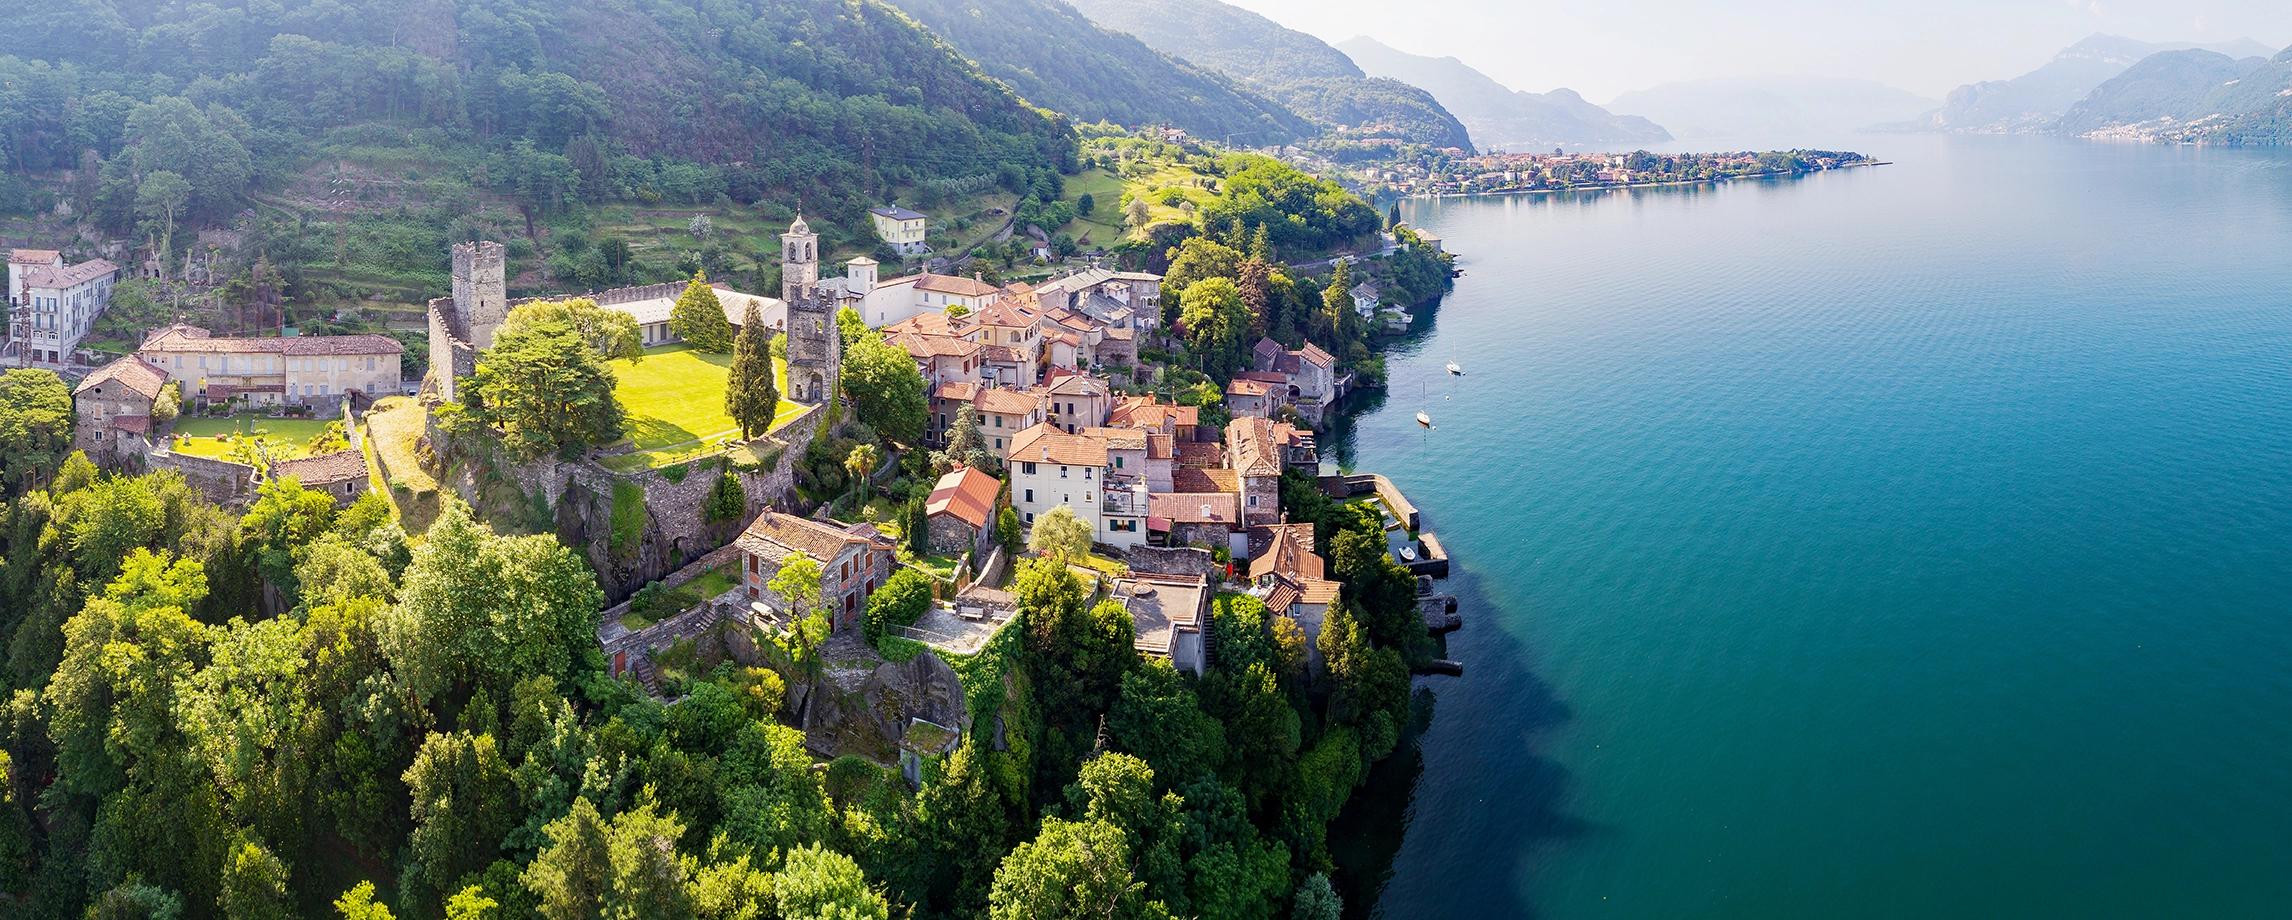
[780,214,818,302]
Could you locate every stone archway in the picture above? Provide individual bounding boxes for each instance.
[807,371,825,402]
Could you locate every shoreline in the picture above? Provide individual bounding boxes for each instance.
[1409,160,1892,201]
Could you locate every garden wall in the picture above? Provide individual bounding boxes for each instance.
[147,450,257,505]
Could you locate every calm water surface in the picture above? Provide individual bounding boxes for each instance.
[1337,135,2292,919]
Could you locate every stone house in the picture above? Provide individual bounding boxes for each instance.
[1250,338,1339,424]
[925,464,1001,557]
[736,511,897,634]
[1225,417,1285,526]
[1247,523,1343,672]
[271,450,370,506]
[72,355,167,462]
[930,383,1047,458]
[1224,375,1282,419]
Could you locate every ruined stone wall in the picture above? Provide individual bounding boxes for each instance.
[425,298,477,403]
[1124,544,1219,578]
[148,450,257,505]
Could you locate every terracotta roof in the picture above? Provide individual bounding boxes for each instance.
[973,387,1041,416]
[1149,492,1238,524]
[1173,440,1223,468]
[1146,433,1175,460]
[978,344,1025,364]
[108,415,150,434]
[141,324,401,356]
[75,355,169,401]
[969,300,1038,328]
[1045,330,1082,348]
[933,381,981,403]
[1170,467,1240,493]
[926,465,1001,529]
[1236,371,1287,385]
[1225,378,1276,398]
[885,311,962,337]
[23,258,118,290]
[1263,582,1299,614]
[1297,579,1342,605]
[8,249,60,265]
[1104,326,1135,341]
[1107,397,1198,430]
[1298,343,1335,368]
[1227,417,1284,477]
[1250,523,1323,581]
[891,331,981,359]
[272,449,368,487]
[914,273,1002,297]
[736,511,878,564]
[1010,422,1109,467]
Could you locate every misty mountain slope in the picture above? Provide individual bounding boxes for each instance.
[1066,0,1474,148]
[882,0,1316,141]
[1335,36,1668,149]
[1603,76,1936,141]
[1870,33,2275,134]
[2053,49,2267,136]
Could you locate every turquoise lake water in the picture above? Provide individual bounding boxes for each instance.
[1334,135,2292,919]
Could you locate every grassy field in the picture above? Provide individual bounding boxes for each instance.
[602,344,807,471]
[1053,168,1132,245]
[363,396,441,529]
[167,414,336,460]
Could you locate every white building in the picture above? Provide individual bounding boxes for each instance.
[138,323,402,410]
[7,249,119,367]
[868,207,931,256]
[1008,422,1147,551]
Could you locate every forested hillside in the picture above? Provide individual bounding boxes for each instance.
[1064,0,1474,149]
[2051,49,2266,136]
[0,0,1074,251]
[882,0,1317,142]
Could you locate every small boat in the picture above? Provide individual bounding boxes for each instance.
[1398,545,1418,562]
[1446,360,1461,376]
[1416,410,1432,428]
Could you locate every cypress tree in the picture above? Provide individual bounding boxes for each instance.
[726,301,779,439]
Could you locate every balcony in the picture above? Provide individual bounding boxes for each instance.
[1102,485,1148,516]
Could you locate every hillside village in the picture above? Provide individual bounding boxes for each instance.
[15,195,1457,702]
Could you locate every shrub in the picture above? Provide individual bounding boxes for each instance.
[661,462,690,484]
[610,480,647,554]
[864,569,933,643]
[705,471,746,523]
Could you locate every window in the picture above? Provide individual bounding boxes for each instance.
[1025,512,1035,524]
[1022,462,1037,475]
[994,416,1003,428]
[1115,456,1125,469]
[1248,496,1258,507]
[1024,489,1034,502]
[199,356,207,369]
[1084,468,1092,480]
[995,438,1003,449]
[1060,466,1069,479]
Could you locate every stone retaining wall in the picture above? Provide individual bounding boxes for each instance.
[148,450,257,504]
[1125,545,1219,578]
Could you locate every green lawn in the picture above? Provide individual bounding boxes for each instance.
[602,344,806,471]
[1054,168,1131,244]
[168,414,336,461]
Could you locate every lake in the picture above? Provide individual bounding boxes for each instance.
[1336,135,2292,919]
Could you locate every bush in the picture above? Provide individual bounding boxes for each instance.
[705,471,746,523]
[864,569,934,643]
[610,480,647,554]
[661,462,690,484]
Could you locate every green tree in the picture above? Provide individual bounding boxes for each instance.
[379,499,606,705]
[1027,505,1092,562]
[218,836,294,920]
[841,337,929,445]
[335,881,397,920]
[1108,661,1225,788]
[726,301,780,439]
[0,368,73,494]
[1178,277,1250,381]
[998,507,1025,558]
[767,551,831,683]
[1078,193,1096,216]
[844,443,881,498]
[469,318,626,460]
[670,273,734,353]
[1386,201,1402,230]
[45,549,210,797]
[1163,237,1243,303]
[522,797,609,919]
[404,731,519,912]
[903,494,929,558]
[987,817,1162,920]
[503,298,644,363]
[135,171,193,275]
[240,475,337,605]
[945,403,995,471]
[863,568,933,642]
[705,471,747,524]
[1291,874,1341,920]
[778,844,889,920]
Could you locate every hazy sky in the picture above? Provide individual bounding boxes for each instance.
[1219,0,2292,102]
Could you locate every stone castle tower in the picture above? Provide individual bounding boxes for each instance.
[427,240,508,402]
[452,240,508,349]
[779,216,840,404]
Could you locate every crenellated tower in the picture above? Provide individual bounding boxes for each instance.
[451,240,507,349]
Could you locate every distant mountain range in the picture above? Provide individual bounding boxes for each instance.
[2055,45,2292,143]
[1333,37,1668,150]
[1064,0,1475,149]
[1869,33,2277,134]
[1605,77,1938,141]
[883,0,1317,142]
